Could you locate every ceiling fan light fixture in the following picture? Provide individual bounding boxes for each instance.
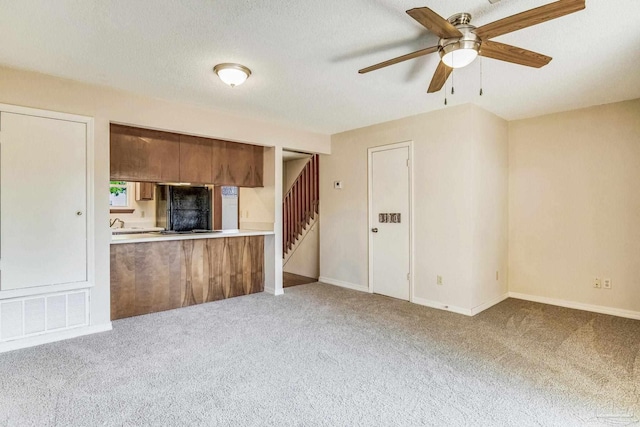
[440,40,480,69]
[213,63,251,87]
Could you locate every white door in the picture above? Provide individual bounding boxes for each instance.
[369,144,410,300]
[0,112,87,290]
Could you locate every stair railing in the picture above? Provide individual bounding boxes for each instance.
[283,154,319,257]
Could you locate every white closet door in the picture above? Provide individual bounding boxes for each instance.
[1,112,87,290]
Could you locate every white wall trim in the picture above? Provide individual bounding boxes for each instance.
[508,292,640,320]
[0,322,112,354]
[470,293,510,316]
[0,281,94,300]
[319,277,369,293]
[411,296,472,316]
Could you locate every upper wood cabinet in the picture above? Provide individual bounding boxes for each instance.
[111,124,263,187]
[252,145,264,187]
[179,135,212,184]
[211,139,227,184]
[135,182,155,201]
[110,124,180,182]
[211,141,264,187]
[226,141,255,187]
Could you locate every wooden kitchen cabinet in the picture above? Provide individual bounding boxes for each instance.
[110,124,180,182]
[110,235,264,320]
[135,182,155,201]
[111,124,263,187]
[211,140,264,187]
[226,141,255,187]
[179,135,213,184]
[252,145,264,187]
[211,139,227,184]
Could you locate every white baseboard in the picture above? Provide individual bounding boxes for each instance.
[0,322,112,354]
[318,277,369,293]
[508,292,640,320]
[470,292,510,316]
[411,296,472,316]
[264,286,284,296]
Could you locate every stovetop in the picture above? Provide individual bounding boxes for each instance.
[159,229,222,235]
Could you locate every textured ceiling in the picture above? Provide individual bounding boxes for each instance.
[0,0,639,134]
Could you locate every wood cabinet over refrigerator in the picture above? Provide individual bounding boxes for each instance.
[0,104,94,347]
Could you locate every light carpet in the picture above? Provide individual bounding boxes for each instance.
[0,283,638,426]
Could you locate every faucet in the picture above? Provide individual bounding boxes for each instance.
[110,218,124,228]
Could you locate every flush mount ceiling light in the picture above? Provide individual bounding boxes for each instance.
[213,63,251,87]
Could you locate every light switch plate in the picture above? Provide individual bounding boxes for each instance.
[334,181,343,189]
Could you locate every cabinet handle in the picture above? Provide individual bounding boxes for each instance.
[76,211,83,216]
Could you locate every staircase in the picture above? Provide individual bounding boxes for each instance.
[283,154,319,257]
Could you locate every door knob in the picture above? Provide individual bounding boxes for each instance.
[76,211,83,216]
[371,228,378,233]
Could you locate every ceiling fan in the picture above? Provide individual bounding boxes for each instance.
[358,0,585,93]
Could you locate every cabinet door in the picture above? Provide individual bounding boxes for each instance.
[0,112,87,290]
[211,139,228,185]
[110,124,180,182]
[226,142,254,186]
[252,145,264,187]
[179,135,212,184]
[135,182,155,201]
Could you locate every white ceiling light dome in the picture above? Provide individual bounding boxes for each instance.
[213,63,251,87]
[440,43,479,68]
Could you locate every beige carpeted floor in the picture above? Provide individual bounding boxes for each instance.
[0,283,638,426]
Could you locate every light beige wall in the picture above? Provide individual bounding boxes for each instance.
[284,219,319,279]
[322,104,508,312]
[240,147,276,231]
[0,65,330,327]
[283,157,310,194]
[509,99,640,313]
[469,107,510,309]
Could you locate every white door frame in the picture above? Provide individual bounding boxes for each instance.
[367,141,414,302]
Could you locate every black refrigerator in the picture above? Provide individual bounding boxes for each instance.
[156,185,212,232]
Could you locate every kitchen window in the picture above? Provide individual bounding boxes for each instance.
[110,181,134,213]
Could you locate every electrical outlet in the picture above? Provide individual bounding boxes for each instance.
[594,277,601,289]
[437,275,443,285]
[603,278,612,289]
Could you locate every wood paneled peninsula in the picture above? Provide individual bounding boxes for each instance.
[110,230,273,320]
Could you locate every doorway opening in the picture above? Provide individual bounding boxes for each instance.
[282,150,319,288]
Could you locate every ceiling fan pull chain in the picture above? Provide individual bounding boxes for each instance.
[444,78,448,105]
[479,57,484,96]
[451,68,455,95]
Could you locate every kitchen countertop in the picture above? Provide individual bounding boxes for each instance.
[111,229,274,244]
